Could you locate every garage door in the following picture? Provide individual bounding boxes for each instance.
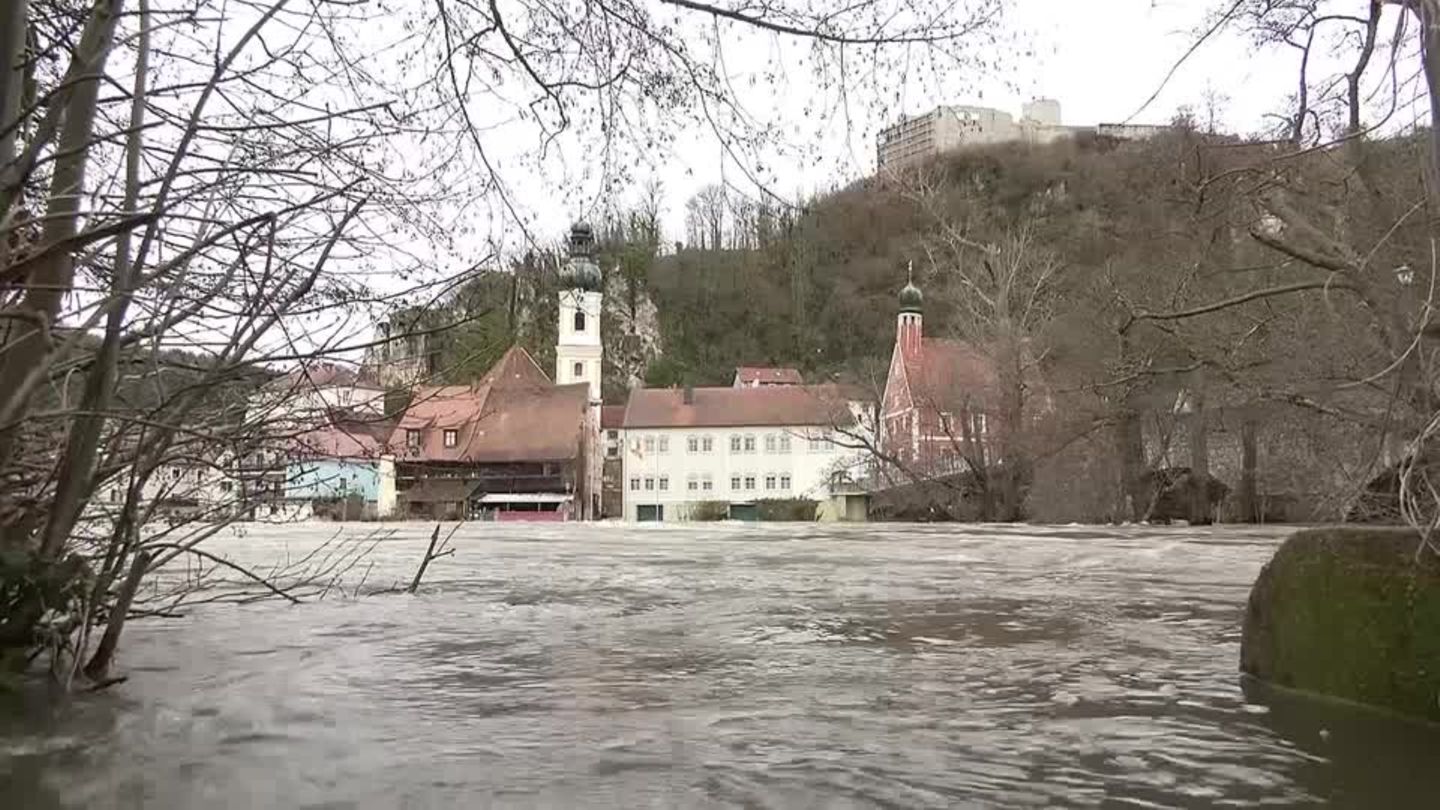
[728,503,759,522]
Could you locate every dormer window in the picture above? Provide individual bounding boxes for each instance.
[574,311,586,332]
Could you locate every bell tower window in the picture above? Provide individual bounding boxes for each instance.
[574,311,586,333]
[573,361,584,379]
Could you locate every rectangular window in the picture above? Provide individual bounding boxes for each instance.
[702,475,713,491]
[644,476,655,491]
[731,474,742,490]
[764,434,777,453]
[406,429,421,450]
[940,412,954,433]
[658,436,669,453]
[744,475,756,490]
[974,413,989,435]
[687,436,699,453]
[643,436,656,453]
[743,435,756,452]
[730,435,742,453]
[659,476,669,491]
[630,477,640,491]
[443,429,458,448]
[778,434,791,453]
[687,476,699,491]
[701,436,713,452]
[809,435,826,452]
[780,474,791,490]
[765,474,777,490]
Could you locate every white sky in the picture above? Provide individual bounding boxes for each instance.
[588,0,1418,243]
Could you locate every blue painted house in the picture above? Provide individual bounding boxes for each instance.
[285,423,396,519]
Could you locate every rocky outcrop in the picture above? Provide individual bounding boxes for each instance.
[1241,527,1440,721]
[602,270,662,392]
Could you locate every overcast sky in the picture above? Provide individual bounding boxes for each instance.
[577,0,1417,244]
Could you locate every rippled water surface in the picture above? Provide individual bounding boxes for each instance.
[4,522,1440,808]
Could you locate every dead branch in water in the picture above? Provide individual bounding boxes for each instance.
[408,523,461,594]
[146,543,303,604]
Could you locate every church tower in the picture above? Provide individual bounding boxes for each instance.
[896,262,924,360]
[557,222,604,520]
[556,222,604,402]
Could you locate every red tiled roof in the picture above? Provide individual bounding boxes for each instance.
[906,338,997,410]
[268,361,382,391]
[479,345,552,390]
[464,383,588,462]
[623,385,856,429]
[601,404,627,430]
[397,386,479,431]
[292,423,387,459]
[387,346,588,464]
[734,366,804,385]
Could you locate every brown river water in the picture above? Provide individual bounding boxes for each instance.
[2,523,1439,808]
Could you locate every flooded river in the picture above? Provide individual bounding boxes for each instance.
[3,523,1439,808]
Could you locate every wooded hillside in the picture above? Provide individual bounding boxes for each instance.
[414,122,1427,522]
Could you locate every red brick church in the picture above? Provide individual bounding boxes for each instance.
[879,273,998,477]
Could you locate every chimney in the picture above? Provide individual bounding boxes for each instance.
[683,385,695,405]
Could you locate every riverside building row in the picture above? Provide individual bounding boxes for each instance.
[107,222,1001,523]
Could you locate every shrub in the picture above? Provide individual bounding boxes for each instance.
[688,500,729,521]
[756,498,818,521]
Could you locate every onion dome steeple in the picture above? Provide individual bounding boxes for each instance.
[898,261,923,313]
[559,221,602,292]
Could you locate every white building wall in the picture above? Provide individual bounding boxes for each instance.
[620,425,870,521]
[376,457,397,518]
[1021,98,1062,127]
[556,289,604,403]
[252,382,386,429]
[556,286,604,519]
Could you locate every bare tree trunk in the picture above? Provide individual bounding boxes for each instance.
[1347,1,1381,138]
[0,0,125,472]
[1114,330,1149,521]
[82,549,149,682]
[997,340,1025,521]
[1239,415,1259,523]
[1418,0,1440,214]
[0,0,29,175]
[1115,408,1147,522]
[1188,378,1212,525]
[41,0,149,557]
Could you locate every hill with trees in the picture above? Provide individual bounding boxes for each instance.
[409,121,1427,523]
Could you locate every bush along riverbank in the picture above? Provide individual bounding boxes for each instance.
[1241,527,1440,722]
